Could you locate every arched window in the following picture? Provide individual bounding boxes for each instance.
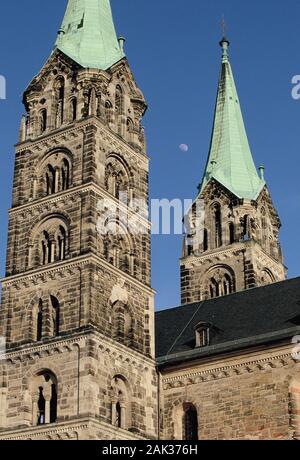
[126,118,134,143]
[96,93,101,117]
[229,222,235,244]
[41,155,72,197]
[102,223,133,276]
[46,165,56,196]
[71,98,77,122]
[37,386,46,425]
[194,322,210,348]
[104,235,117,266]
[209,278,220,298]
[61,159,70,192]
[50,383,57,424]
[119,251,131,274]
[207,267,236,299]
[105,157,130,202]
[223,273,233,295]
[112,302,133,347]
[50,296,60,337]
[203,229,208,252]
[213,204,222,248]
[40,109,47,134]
[116,401,122,428]
[57,225,66,261]
[260,207,269,250]
[183,404,198,440]
[32,217,69,269]
[42,230,52,265]
[105,101,112,124]
[115,85,123,116]
[33,372,57,426]
[260,269,275,286]
[36,300,43,341]
[55,78,65,128]
[115,86,123,135]
[111,376,130,430]
[242,215,249,240]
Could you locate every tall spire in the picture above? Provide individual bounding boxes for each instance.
[199,38,265,200]
[55,0,125,70]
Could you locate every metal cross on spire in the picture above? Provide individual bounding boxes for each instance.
[221,15,226,38]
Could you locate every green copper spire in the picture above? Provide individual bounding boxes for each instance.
[55,0,125,70]
[199,38,265,200]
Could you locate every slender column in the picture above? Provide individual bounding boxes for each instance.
[44,385,52,424]
[45,399,51,424]
[27,244,33,269]
[50,240,56,263]
[32,393,39,426]
[120,402,126,429]
[54,167,60,193]
[111,400,117,426]
[130,254,135,276]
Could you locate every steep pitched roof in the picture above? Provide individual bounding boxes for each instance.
[199,38,265,200]
[156,277,300,366]
[55,0,125,70]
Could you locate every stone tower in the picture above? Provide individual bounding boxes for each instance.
[181,38,286,305]
[0,0,157,440]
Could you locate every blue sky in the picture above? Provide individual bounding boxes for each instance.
[0,0,300,310]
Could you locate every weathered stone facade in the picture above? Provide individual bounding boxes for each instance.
[181,181,286,305]
[159,344,300,440]
[0,39,157,440]
[0,332,157,440]
[0,0,299,443]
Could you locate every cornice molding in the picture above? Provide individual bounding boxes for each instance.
[0,417,147,440]
[16,118,149,167]
[9,182,151,229]
[161,347,297,389]
[3,329,155,369]
[181,240,283,269]
[1,254,155,296]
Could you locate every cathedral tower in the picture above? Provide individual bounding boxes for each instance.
[0,0,157,440]
[181,38,286,305]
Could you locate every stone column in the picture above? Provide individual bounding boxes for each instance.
[44,385,52,424]
[32,392,39,426]
[111,399,117,426]
[27,244,34,269]
[32,177,37,200]
[54,167,60,193]
[129,188,134,206]
[50,239,56,263]
[120,402,126,430]
[130,254,135,276]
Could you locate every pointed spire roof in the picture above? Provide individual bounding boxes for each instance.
[55,0,125,70]
[199,38,265,200]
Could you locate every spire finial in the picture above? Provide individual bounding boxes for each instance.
[221,15,226,38]
[219,16,230,63]
[259,165,265,181]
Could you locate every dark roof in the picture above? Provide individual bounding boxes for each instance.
[155,277,300,367]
